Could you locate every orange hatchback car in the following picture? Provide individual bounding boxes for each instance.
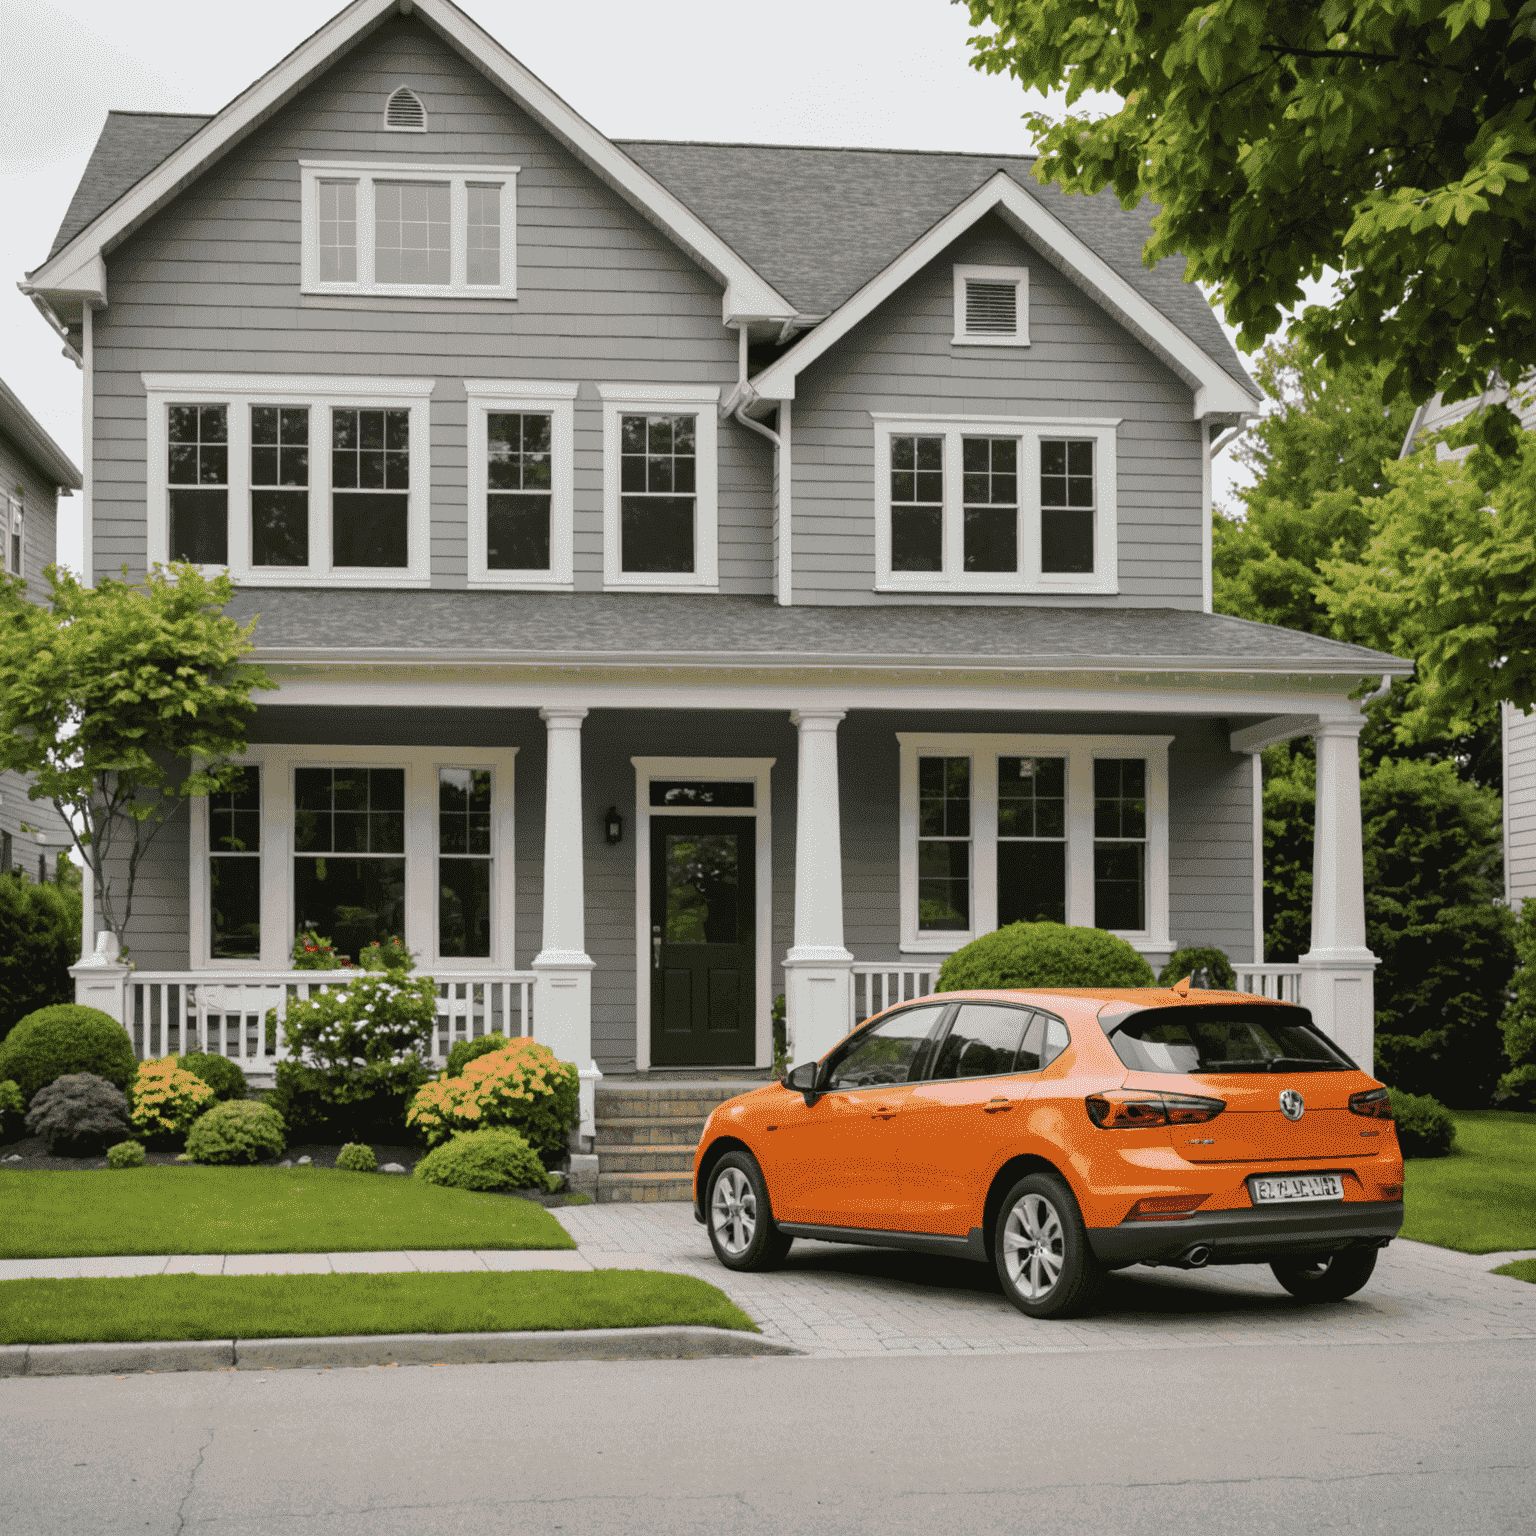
[692,987,1405,1318]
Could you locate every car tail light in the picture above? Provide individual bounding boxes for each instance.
[1349,1087,1394,1120]
[1128,1194,1210,1221]
[1086,1090,1225,1128]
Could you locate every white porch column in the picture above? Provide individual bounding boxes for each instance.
[1297,719,1379,1069]
[783,708,854,1066]
[70,929,130,1028]
[530,706,600,1148]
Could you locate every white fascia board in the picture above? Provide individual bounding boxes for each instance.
[751,171,1260,420]
[26,0,795,327]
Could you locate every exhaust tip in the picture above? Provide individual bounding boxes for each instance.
[1181,1244,1212,1269]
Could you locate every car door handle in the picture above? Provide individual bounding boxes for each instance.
[984,1097,1015,1113]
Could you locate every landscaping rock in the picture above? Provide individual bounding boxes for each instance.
[381,1162,405,1173]
[296,1156,312,1165]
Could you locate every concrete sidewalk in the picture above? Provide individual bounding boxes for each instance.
[0,1249,596,1280]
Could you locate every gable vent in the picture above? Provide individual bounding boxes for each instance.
[965,279,1018,335]
[384,87,427,132]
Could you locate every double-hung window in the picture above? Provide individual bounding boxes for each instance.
[899,733,1170,952]
[208,767,261,959]
[599,384,720,589]
[873,416,1118,593]
[4,492,24,577]
[465,380,576,587]
[300,162,519,298]
[144,375,433,585]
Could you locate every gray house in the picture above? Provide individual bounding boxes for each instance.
[0,376,81,878]
[22,0,1407,1160]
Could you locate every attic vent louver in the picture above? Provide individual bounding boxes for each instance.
[964,279,1018,335]
[384,87,427,132]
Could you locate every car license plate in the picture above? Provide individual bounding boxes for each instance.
[1249,1172,1344,1204]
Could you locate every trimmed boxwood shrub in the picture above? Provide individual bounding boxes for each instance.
[0,871,80,1046]
[1388,1088,1457,1158]
[24,1072,132,1155]
[414,1128,547,1193]
[185,1099,286,1165]
[1156,946,1236,990]
[0,1004,137,1104]
[0,1079,22,1140]
[336,1142,378,1173]
[406,1038,579,1163]
[107,1140,146,1169]
[177,1050,248,1102]
[938,922,1156,992]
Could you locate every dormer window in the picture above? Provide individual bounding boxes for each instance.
[384,86,427,132]
[300,161,519,298]
[953,264,1029,346]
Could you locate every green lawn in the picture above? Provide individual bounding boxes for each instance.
[0,1168,575,1258]
[0,1271,756,1345]
[1400,1110,1536,1254]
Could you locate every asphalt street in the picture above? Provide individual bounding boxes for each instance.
[5,1334,1534,1535]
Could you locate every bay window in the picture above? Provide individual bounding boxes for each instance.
[899,733,1169,952]
[873,414,1118,593]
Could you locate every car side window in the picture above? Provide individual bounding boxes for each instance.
[825,1004,947,1090]
[931,1002,1031,1081]
[1015,1012,1045,1073]
[1039,1015,1070,1068]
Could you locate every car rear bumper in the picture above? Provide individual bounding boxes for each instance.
[1087,1200,1405,1268]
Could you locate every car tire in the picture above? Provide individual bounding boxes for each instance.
[993,1172,1103,1319]
[706,1151,794,1272]
[1270,1248,1378,1302]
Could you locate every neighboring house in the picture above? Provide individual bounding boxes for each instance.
[0,376,81,882]
[21,0,1408,1143]
[1400,386,1536,908]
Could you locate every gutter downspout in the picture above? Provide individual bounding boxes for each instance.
[727,325,792,605]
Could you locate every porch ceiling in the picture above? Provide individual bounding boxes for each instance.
[227,588,1410,679]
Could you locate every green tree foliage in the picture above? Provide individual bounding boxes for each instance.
[1498,896,1536,1102]
[0,564,273,945]
[0,871,80,1043]
[1264,753,1512,1106]
[964,0,1536,440]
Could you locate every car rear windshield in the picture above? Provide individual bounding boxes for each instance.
[1101,1004,1357,1075]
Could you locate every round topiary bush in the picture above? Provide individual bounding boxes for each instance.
[129,1056,216,1143]
[1156,946,1236,990]
[336,1142,378,1173]
[1388,1088,1457,1158]
[0,1004,137,1104]
[938,922,1156,993]
[445,1031,513,1078]
[107,1140,146,1169]
[414,1128,547,1193]
[185,1099,286,1165]
[177,1050,248,1102]
[0,1079,23,1140]
[24,1072,132,1155]
[406,1038,579,1163]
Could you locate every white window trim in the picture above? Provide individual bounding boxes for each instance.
[953,263,1030,347]
[871,412,1119,596]
[631,756,775,1071]
[897,732,1171,955]
[4,492,21,577]
[298,160,519,300]
[598,383,720,591]
[464,380,578,589]
[142,373,434,588]
[189,743,518,972]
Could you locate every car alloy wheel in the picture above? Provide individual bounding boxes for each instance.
[705,1151,794,1272]
[993,1172,1103,1319]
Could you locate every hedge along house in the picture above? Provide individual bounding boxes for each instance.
[23,0,1410,1148]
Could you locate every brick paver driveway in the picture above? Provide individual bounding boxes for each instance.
[552,1201,1536,1358]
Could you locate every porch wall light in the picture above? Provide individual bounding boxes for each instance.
[604,806,624,845]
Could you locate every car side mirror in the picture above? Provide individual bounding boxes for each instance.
[783,1061,820,1104]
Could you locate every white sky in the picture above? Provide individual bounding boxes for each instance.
[2,0,1258,573]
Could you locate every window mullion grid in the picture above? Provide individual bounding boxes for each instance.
[358,175,376,287]
[1021,433,1041,585]
[449,178,468,290]
[228,406,251,580]
[943,427,963,580]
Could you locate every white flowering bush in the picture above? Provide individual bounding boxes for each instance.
[268,970,436,1139]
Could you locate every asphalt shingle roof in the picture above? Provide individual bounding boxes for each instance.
[226,589,1406,675]
[43,116,1254,394]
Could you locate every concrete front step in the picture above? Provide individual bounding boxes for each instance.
[592,1079,769,1200]
[595,1144,695,1175]
[597,1117,708,1146]
[597,1170,695,1203]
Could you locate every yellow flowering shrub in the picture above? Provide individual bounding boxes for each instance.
[406,1037,578,1160]
[129,1055,216,1140]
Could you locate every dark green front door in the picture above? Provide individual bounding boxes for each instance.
[650,815,755,1066]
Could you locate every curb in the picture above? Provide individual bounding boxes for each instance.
[1,1327,802,1376]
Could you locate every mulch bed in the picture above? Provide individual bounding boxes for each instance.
[0,1135,585,1208]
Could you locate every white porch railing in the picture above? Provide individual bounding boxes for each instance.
[1233,964,1303,1004]
[124,970,537,1074]
[851,962,944,1026]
